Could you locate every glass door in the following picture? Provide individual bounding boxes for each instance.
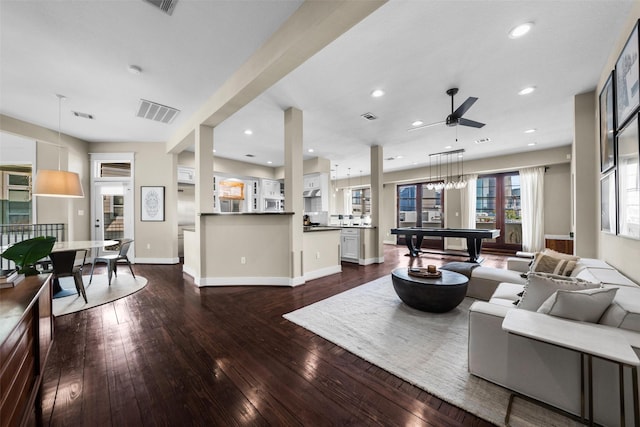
[476,173,522,250]
[93,182,133,243]
[396,182,444,250]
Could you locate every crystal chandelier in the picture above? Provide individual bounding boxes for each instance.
[425,149,467,191]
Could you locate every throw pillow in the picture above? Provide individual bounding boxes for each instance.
[537,287,618,323]
[542,248,580,262]
[530,252,577,276]
[517,273,601,311]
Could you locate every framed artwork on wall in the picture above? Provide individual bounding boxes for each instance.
[600,170,616,234]
[616,114,639,239]
[141,186,165,222]
[600,71,616,172]
[616,20,640,129]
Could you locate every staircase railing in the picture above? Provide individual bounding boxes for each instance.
[0,223,65,271]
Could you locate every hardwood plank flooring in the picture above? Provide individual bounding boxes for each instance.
[41,245,507,426]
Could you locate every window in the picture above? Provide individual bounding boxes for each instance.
[351,187,371,216]
[476,172,521,250]
[397,182,444,249]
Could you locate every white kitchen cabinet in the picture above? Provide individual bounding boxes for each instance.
[340,228,360,262]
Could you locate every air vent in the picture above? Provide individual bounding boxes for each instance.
[72,111,94,120]
[385,157,396,161]
[142,0,178,15]
[245,154,255,158]
[474,137,491,144]
[361,112,378,121]
[136,99,180,124]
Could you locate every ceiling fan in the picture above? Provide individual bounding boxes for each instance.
[409,88,485,132]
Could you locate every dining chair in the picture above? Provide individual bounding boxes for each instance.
[49,249,88,303]
[89,238,135,286]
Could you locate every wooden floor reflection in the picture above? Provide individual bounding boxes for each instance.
[42,245,507,426]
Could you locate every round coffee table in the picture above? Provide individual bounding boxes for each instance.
[391,268,468,313]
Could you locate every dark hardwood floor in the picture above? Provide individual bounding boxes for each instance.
[42,245,507,426]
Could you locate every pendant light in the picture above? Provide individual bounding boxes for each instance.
[33,94,85,198]
[428,149,466,191]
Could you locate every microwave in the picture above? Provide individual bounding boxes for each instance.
[263,198,283,212]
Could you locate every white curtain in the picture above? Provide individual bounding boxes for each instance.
[461,174,478,249]
[519,167,545,252]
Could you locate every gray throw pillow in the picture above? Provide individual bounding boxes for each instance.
[530,252,577,276]
[517,272,601,311]
[537,287,618,323]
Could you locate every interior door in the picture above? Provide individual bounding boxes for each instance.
[92,182,133,248]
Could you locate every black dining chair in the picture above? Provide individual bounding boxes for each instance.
[50,249,89,303]
[89,238,135,286]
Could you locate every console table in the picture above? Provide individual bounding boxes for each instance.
[0,274,54,427]
[502,309,639,426]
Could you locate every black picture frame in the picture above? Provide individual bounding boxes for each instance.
[616,20,640,129]
[600,170,616,234]
[600,71,616,172]
[141,186,165,222]
[616,114,640,239]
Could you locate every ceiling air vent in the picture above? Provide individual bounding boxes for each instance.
[136,99,180,124]
[361,112,378,121]
[142,0,178,16]
[72,111,94,120]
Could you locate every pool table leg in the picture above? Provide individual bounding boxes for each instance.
[466,237,483,263]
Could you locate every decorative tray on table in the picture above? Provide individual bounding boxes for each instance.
[408,267,442,278]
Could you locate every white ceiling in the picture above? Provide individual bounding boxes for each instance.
[0,1,634,179]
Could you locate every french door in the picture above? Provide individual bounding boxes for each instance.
[476,172,522,251]
[397,182,444,250]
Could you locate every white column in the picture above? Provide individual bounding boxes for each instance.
[195,125,214,279]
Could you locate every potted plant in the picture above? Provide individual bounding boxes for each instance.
[1,236,56,276]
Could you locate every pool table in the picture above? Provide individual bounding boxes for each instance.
[390,227,500,263]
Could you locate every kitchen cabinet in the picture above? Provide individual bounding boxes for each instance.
[341,228,360,261]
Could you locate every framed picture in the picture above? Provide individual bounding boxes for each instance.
[616,20,640,129]
[600,71,616,172]
[600,170,616,234]
[141,186,165,222]
[616,114,640,239]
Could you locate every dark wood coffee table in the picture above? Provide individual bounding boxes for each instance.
[391,268,468,313]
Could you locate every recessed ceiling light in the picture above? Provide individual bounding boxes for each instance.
[396,155,404,159]
[244,129,253,135]
[528,142,537,146]
[371,89,385,98]
[308,148,314,153]
[518,86,536,95]
[267,161,273,164]
[524,128,537,133]
[509,22,534,39]
[128,65,142,75]
[445,145,452,149]
[412,120,424,127]
[213,149,216,153]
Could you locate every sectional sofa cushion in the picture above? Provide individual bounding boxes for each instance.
[541,248,580,262]
[517,273,601,311]
[537,287,618,322]
[598,285,640,332]
[530,252,577,276]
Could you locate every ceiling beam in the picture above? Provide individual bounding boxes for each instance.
[166,0,387,154]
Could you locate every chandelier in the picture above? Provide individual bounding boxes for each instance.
[425,149,467,190]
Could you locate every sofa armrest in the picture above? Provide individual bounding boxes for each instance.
[469,300,513,318]
[507,257,531,273]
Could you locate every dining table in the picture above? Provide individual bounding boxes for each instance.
[50,240,117,298]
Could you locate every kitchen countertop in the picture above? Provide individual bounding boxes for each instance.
[337,225,376,229]
[303,226,342,232]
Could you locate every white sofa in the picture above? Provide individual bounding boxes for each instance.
[468,257,640,426]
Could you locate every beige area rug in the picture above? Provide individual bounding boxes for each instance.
[284,276,580,427]
[53,274,147,316]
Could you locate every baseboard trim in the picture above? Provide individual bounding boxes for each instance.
[304,265,342,281]
[359,256,384,265]
[195,275,306,287]
[134,257,179,264]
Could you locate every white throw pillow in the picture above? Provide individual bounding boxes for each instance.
[537,287,618,323]
[517,273,601,311]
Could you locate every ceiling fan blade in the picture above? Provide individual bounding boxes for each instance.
[458,117,485,128]
[407,120,445,132]
[451,97,478,119]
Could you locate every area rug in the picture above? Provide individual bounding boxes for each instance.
[284,276,579,427]
[53,274,147,316]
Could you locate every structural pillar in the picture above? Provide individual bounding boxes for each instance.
[370,145,384,263]
[195,125,215,279]
[284,107,304,281]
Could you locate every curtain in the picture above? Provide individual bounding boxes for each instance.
[460,174,478,249]
[519,167,545,252]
